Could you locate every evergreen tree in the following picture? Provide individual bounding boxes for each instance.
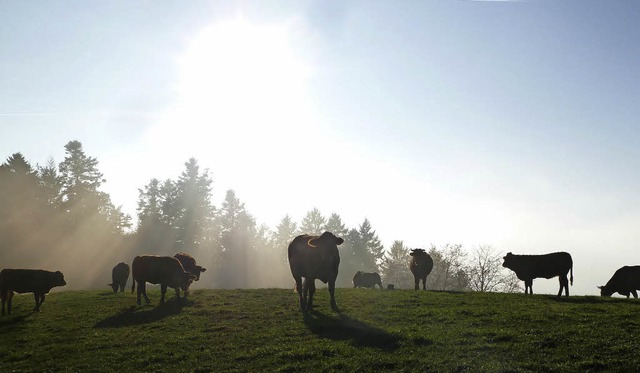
[324,213,348,238]
[37,157,62,207]
[215,189,257,288]
[174,158,214,251]
[58,140,106,219]
[273,215,298,255]
[380,240,414,289]
[358,218,384,267]
[299,207,325,235]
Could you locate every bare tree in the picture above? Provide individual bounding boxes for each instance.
[428,244,469,291]
[467,245,522,293]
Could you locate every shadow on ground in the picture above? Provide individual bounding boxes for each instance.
[0,314,30,333]
[94,299,191,328]
[304,311,400,350]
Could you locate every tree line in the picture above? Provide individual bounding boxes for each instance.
[0,140,520,291]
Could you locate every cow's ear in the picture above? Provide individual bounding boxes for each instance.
[336,237,344,245]
[597,286,603,289]
[201,267,207,272]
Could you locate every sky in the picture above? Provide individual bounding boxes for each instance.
[1,1,639,295]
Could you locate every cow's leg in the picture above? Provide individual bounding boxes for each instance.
[414,276,419,291]
[120,283,125,293]
[175,287,182,302]
[558,275,569,297]
[302,278,310,313]
[293,276,304,311]
[160,284,167,304]
[6,292,13,315]
[632,290,638,298]
[307,279,316,312]
[422,276,427,290]
[525,279,533,295]
[136,281,142,305]
[329,280,339,312]
[33,293,41,311]
[138,282,150,305]
[1,292,6,316]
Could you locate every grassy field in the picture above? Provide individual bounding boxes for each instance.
[1,287,639,372]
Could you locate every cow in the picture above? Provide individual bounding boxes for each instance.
[173,252,206,298]
[502,252,574,296]
[0,269,66,315]
[108,262,130,294]
[288,231,344,313]
[409,249,433,290]
[598,266,640,298]
[174,252,206,281]
[352,271,383,289]
[131,255,196,305]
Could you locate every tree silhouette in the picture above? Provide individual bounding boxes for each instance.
[380,240,414,289]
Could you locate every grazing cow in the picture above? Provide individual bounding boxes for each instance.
[108,262,130,294]
[131,255,195,305]
[0,269,66,315]
[352,271,383,289]
[288,231,344,313]
[409,249,433,290]
[598,266,640,298]
[502,252,574,296]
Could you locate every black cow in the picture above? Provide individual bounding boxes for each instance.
[410,249,433,290]
[599,266,640,298]
[108,262,130,293]
[352,271,383,289]
[131,255,195,305]
[288,231,344,313]
[502,252,574,296]
[0,269,66,315]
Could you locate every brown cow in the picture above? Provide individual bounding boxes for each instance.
[173,252,206,298]
[131,255,195,305]
[108,262,130,294]
[174,252,206,281]
[0,269,66,315]
[288,231,344,313]
[410,249,433,290]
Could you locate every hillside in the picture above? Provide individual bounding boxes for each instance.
[1,288,639,371]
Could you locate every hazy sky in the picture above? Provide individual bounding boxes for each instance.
[1,1,639,295]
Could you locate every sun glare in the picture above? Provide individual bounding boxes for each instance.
[174,17,312,138]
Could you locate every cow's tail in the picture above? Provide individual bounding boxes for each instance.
[570,265,574,286]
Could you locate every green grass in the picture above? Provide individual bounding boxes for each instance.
[1,288,640,372]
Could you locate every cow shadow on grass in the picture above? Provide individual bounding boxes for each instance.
[94,300,190,328]
[0,314,30,333]
[304,311,400,351]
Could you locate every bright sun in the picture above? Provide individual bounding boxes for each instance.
[141,16,319,223]
[173,17,312,143]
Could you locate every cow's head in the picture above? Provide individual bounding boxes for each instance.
[192,266,207,281]
[597,285,613,297]
[180,272,197,292]
[309,232,344,247]
[502,252,514,269]
[53,271,66,287]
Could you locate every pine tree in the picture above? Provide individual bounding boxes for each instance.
[358,218,384,267]
[380,240,414,289]
[324,213,348,238]
[174,158,214,251]
[299,208,325,235]
[215,189,257,288]
[58,140,106,219]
